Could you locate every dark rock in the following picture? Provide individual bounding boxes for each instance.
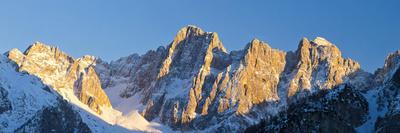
[375,114,400,133]
[15,100,91,133]
[245,85,368,133]
[0,86,12,114]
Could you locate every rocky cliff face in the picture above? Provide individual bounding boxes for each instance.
[144,26,229,126]
[374,50,400,132]
[245,50,400,133]
[283,37,360,101]
[4,25,398,132]
[0,55,90,132]
[96,26,362,131]
[7,42,112,114]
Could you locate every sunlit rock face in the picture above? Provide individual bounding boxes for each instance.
[7,42,111,114]
[96,26,362,131]
[283,37,360,101]
[221,39,287,115]
[141,26,229,127]
[0,55,90,132]
[6,25,399,132]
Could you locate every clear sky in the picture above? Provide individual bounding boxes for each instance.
[0,0,399,72]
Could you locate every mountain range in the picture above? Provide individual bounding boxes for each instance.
[1,25,399,133]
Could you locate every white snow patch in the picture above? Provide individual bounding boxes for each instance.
[356,88,388,133]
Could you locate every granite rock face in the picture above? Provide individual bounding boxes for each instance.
[284,37,360,100]
[96,26,363,131]
[7,43,112,114]
[245,50,400,133]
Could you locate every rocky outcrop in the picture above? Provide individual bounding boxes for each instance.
[7,42,111,114]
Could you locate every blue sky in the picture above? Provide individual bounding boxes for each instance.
[0,0,399,72]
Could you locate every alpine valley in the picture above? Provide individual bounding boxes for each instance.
[1,25,399,133]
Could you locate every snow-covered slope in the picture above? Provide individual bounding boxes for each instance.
[8,44,112,115]
[0,55,90,132]
[373,50,400,132]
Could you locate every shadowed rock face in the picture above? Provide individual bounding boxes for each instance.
[374,50,400,133]
[245,85,368,133]
[392,67,400,87]
[7,43,112,114]
[15,100,91,133]
[95,46,167,98]
[96,26,362,131]
[375,114,400,133]
[0,87,12,114]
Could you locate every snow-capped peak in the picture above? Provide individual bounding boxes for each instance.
[312,37,334,46]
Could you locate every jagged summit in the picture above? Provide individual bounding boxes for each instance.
[31,41,50,47]
[175,25,206,40]
[375,50,400,83]
[173,25,226,51]
[244,38,287,53]
[21,42,101,63]
[24,42,63,55]
[181,25,214,34]
[157,25,227,79]
[92,26,365,131]
[312,37,333,46]
[247,38,272,49]
[5,25,399,132]
[185,24,201,29]
[384,50,400,71]
[27,41,50,49]
[7,42,112,115]
[277,36,361,99]
[297,37,335,48]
